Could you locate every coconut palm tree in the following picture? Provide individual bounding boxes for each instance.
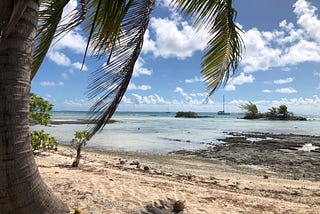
[266,107,278,120]
[0,0,242,213]
[240,102,260,119]
[277,104,289,120]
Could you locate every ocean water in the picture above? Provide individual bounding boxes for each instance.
[31,111,320,153]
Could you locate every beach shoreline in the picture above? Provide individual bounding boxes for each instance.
[35,132,320,213]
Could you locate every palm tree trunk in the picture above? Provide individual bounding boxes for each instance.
[0,1,69,213]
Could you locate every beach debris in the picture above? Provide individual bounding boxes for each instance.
[74,207,82,214]
[186,174,193,181]
[142,198,186,213]
[130,161,140,166]
[144,166,150,171]
[263,175,269,179]
[119,160,126,165]
[173,200,186,212]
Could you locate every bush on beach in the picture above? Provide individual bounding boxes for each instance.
[31,130,58,151]
[29,93,60,151]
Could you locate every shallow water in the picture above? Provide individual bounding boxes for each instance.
[30,111,320,153]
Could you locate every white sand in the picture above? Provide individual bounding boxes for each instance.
[35,146,320,213]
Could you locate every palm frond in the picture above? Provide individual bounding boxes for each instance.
[31,0,88,80]
[31,0,69,80]
[87,0,155,135]
[172,0,243,95]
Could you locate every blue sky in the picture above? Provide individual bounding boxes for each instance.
[31,0,320,115]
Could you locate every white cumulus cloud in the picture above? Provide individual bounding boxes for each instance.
[274,77,294,84]
[128,83,151,91]
[40,81,64,87]
[224,73,255,91]
[185,76,202,83]
[275,87,297,94]
[241,0,320,73]
[143,17,208,59]
[133,57,153,77]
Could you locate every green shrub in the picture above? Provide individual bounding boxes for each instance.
[29,93,59,151]
[29,93,53,126]
[30,130,59,151]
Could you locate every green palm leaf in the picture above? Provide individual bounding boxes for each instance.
[172,0,243,94]
[87,0,155,135]
[31,0,69,80]
[31,0,88,80]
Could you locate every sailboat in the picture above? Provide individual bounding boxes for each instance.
[217,95,230,115]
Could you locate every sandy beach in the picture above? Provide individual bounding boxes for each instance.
[35,133,320,214]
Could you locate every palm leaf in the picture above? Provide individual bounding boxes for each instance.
[31,0,88,80]
[172,0,243,94]
[87,0,155,135]
[31,0,69,80]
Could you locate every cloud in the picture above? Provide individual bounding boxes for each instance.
[121,96,133,104]
[63,98,90,108]
[294,0,320,42]
[174,87,210,104]
[40,81,64,87]
[241,0,320,73]
[131,93,168,105]
[47,51,71,66]
[185,76,202,83]
[143,17,208,59]
[275,87,297,94]
[72,62,88,71]
[174,87,191,102]
[133,57,153,77]
[314,72,320,77]
[274,77,294,84]
[262,89,272,93]
[45,0,88,72]
[128,83,151,91]
[224,73,255,91]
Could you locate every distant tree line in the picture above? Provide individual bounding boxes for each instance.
[240,102,306,120]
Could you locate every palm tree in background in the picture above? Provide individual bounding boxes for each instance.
[0,0,242,213]
[267,107,278,119]
[240,102,260,119]
[278,104,290,119]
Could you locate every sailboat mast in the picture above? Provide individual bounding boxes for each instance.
[223,95,225,112]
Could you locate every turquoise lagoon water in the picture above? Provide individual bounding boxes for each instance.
[31,111,320,153]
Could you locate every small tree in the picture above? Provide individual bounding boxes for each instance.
[30,93,53,126]
[70,131,92,167]
[277,105,289,120]
[266,107,278,120]
[240,102,260,119]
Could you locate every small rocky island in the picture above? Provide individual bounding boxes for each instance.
[240,103,307,120]
[175,111,198,118]
[174,111,211,118]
